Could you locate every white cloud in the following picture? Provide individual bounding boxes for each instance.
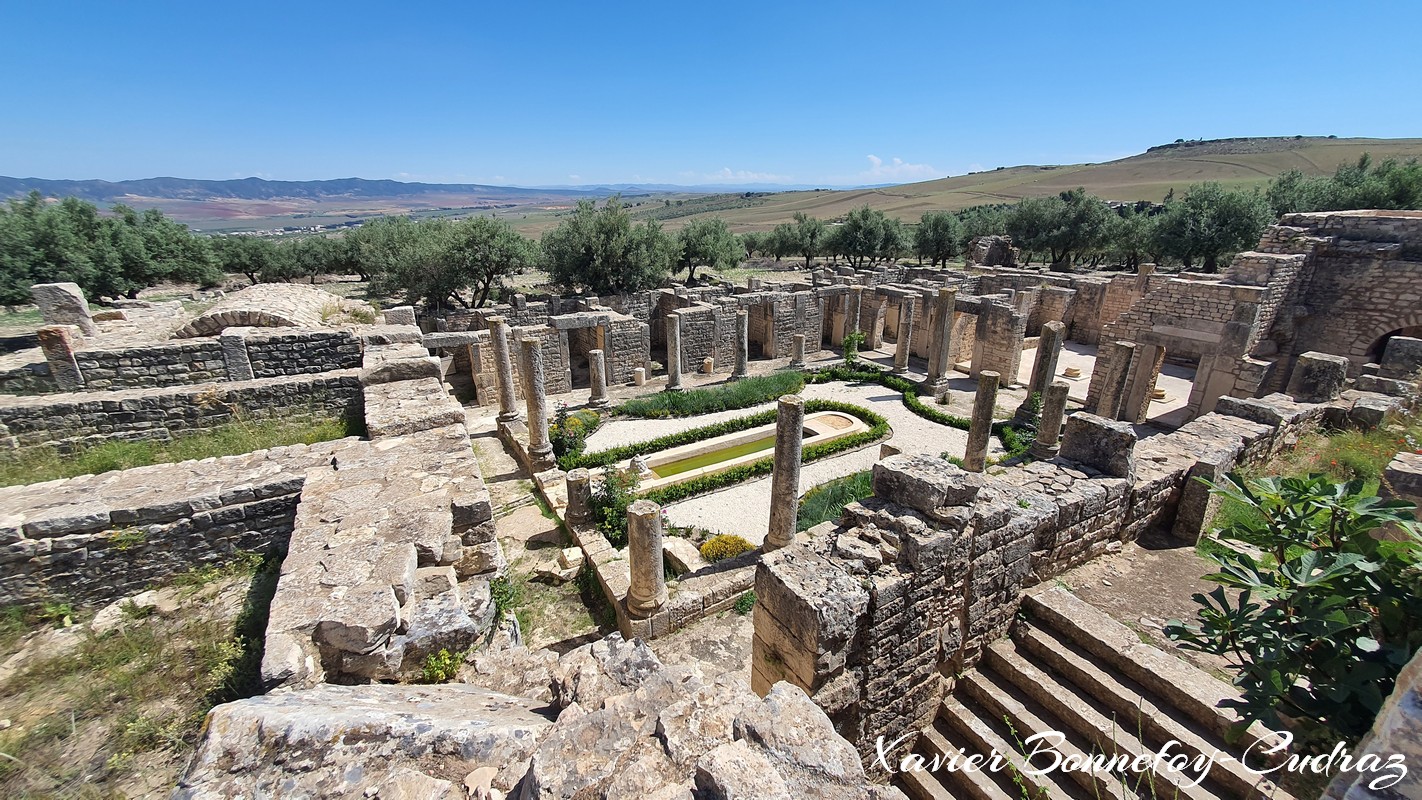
[568,174,581,182]
[703,167,796,184]
[860,155,939,181]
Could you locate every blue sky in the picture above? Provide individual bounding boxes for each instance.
[1,1,1419,187]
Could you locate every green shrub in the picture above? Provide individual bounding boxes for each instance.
[1166,472,1422,741]
[490,576,523,618]
[700,534,755,563]
[420,647,464,683]
[797,470,874,532]
[733,591,756,615]
[550,404,600,460]
[560,410,777,471]
[591,468,641,548]
[841,330,866,365]
[617,371,805,419]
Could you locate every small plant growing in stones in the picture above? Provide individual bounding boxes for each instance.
[489,577,522,619]
[700,534,754,563]
[591,468,641,548]
[110,527,146,551]
[841,330,866,366]
[733,591,756,615]
[419,648,464,683]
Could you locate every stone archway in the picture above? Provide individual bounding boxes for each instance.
[1350,314,1422,365]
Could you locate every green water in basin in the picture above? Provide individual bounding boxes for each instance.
[650,434,777,478]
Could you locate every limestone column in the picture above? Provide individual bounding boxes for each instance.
[1017,320,1065,418]
[626,499,668,619]
[665,313,684,392]
[733,309,750,380]
[926,288,958,387]
[844,285,864,343]
[765,394,805,551]
[488,316,520,422]
[1030,380,1070,459]
[790,333,806,368]
[963,370,999,472]
[520,337,555,470]
[893,298,916,374]
[587,348,610,407]
[565,468,591,526]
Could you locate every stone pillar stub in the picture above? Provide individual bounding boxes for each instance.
[893,298,916,374]
[1030,380,1070,459]
[588,348,610,407]
[790,334,806,368]
[520,337,556,471]
[1093,341,1136,420]
[963,370,999,472]
[565,468,592,526]
[488,316,520,422]
[36,325,84,390]
[31,282,97,337]
[665,313,684,392]
[765,394,806,550]
[733,309,750,380]
[626,499,668,618]
[219,326,255,382]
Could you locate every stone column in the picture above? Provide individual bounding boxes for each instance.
[520,337,555,471]
[844,285,864,344]
[665,313,684,392]
[1090,341,1136,421]
[926,288,957,388]
[1017,320,1065,419]
[733,309,750,380]
[626,499,668,619]
[565,468,591,526]
[587,348,610,407]
[1030,380,1070,459]
[36,325,84,390]
[893,298,916,374]
[765,394,805,551]
[488,316,520,422]
[963,370,999,472]
[790,333,806,368]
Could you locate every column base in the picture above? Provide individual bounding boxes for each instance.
[891,363,908,374]
[588,397,610,408]
[497,411,523,424]
[730,370,749,381]
[626,594,666,620]
[789,359,806,369]
[664,383,684,392]
[529,445,557,472]
[1028,442,1060,460]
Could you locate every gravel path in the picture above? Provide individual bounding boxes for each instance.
[584,381,1007,544]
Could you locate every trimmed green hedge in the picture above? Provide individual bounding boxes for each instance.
[641,400,889,506]
[560,409,778,471]
[617,371,805,419]
[805,363,1033,456]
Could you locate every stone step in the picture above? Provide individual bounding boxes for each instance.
[1008,628,1293,800]
[986,639,1218,800]
[897,761,957,800]
[1023,587,1287,756]
[939,696,1081,800]
[915,724,1017,800]
[960,670,1131,800]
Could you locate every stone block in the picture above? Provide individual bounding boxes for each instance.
[1380,336,1422,380]
[1059,412,1136,480]
[31,282,98,336]
[383,306,417,327]
[1285,351,1349,402]
[872,454,983,515]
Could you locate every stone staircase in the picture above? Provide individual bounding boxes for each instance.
[899,588,1296,800]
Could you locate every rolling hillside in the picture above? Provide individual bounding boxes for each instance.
[638,136,1422,232]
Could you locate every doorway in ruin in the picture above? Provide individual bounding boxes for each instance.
[565,324,606,390]
[1367,326,1422,364]
[748,302,775,360]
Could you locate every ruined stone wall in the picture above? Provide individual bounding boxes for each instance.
[753,393,1339,775]
[0,439,357,608]
[73,339,229,389]
[969,300,1027,385]
[1097,279,1255,362]
[512,325,570,394]
[245,330,362,377]
[0,361,55,395]
[604,318,648,384]
[0,372,363,453]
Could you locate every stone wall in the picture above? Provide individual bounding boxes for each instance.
[751,391,1350,775]
[0,439,357,608]
[0,371,363,453]
[73,338,229,389]
[244,329,362,377]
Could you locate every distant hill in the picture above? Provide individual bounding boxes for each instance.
[648,136,1422,232]
[0,176,602,204]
